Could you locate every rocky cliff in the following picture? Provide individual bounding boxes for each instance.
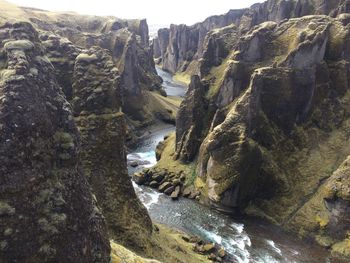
[154,0,350,76]
[0,2,216,262]
[156,3,350,259]
[0,22,110,262]
[72,46,153,251]
[17,6,168,132]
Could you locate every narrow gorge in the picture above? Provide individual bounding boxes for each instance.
[0,0,350,262]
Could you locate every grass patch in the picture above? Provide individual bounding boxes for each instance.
[173,72,191,86]
[154,132,194,176]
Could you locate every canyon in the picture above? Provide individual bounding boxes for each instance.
[0,0,350,262]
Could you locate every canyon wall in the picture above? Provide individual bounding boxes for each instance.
[21,7,170,132]
[0,21,111,262]
[0,1,159,261]
[156,0,350,259]
[154,0,350,75]
[72,46,153,251]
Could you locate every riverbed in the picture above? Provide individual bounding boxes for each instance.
[127,68,333,263]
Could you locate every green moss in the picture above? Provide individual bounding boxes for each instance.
[58,153,71,160]
[315,235,334,248]
[61,142,74,150]
[0,241,8,251]
[76,53,97,62]
[173,72,191,85]
[54,132,74,144]
[185,166,197,186]
[0,201,15,216]
[34,189,52,205]
[4,39,34,51]
[332,239,350,258]
[205,57,234,99]
[38,218,58,234]
[39,244,56,258]
[154,133,194,177]
[0,69,16,80]
[3,228,13,236]
[50,213,67,225]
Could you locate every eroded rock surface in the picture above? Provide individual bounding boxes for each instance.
[162,12,350,259]
[17,7,164,128]
[72,46,153,251]
[0,22,110,262]
[154,0,350,75]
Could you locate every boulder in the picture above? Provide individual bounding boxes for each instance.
[183,186,194,198]
[133,173,147,185]
[149,181,159,188]
[130,161,139,167]
[171,186,181,200]
[158,182,172,192]
[152,173,165,182]
[164,186,176,195]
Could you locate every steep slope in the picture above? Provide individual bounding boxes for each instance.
[72,46,153,252]
[0,21,110,262]
[0,2,216,263]
[2,3,172,140]
[156,7,350,259]
[154,0,350,76]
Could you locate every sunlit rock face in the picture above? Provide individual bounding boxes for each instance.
[0,22,110,262]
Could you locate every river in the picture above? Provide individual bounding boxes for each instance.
[127,68,333,263]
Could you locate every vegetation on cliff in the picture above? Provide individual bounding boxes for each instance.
[155,2,350,260]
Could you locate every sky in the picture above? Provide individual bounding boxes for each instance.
[8,0,265,26]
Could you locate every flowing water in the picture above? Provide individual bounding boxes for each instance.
[156,67,187,97]
[127,68,333,263]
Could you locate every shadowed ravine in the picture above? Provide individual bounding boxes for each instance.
[127,69,331,263]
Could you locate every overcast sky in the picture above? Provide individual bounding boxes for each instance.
[8,0,265,26]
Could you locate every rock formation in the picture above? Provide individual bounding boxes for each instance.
[175,75,208,162]
[17,6,166,131]
[154,0,350,75]
[157,3,350,259]
[72,46,153,251]
[0,1,228,263]
[0,22,110,262]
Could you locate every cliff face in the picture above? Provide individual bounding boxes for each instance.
[72,46,153,251]
[0,22,110,262]
[154,0,350,75]
[0,1,165,261]
[154,9,245,74]
[20,7,163,125]
[159,5,350,258]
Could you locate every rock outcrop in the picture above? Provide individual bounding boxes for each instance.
[154,0,350,75]
[153,9,245,73]
[41,34,81,101]
[18,6,164,128]
[158,8,350,259]
[175,75,208,162]
[0,22,110,262]
[72,46,153,251]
